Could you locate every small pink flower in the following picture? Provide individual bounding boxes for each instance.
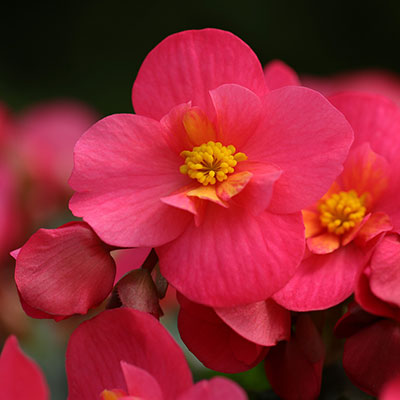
[67,308,247,400]
[69,29,353,307]
[0,336,49,399]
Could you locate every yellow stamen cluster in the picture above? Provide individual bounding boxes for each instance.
[319,190,367,235]
[179,141,247,185]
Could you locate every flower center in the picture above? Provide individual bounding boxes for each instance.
[179,141,247,185]
[318,190,367,235]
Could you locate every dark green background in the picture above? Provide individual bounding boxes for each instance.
[1,0,399,116]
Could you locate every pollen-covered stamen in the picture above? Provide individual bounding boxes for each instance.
[319,190,367,235]
[179,141,247,185]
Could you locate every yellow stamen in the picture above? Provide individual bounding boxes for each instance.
[179,141,248,185]
[318,190,367,235]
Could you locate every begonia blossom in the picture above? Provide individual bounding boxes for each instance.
[69,28,353,307]
[0,335,49,400]
[273,91,400,311]
[67,307,247,400]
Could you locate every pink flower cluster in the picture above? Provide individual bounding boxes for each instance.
[6,29,400,399]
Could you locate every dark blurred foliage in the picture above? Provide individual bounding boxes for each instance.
[1,0,399,116]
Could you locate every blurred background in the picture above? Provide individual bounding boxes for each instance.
[1,0,399,398]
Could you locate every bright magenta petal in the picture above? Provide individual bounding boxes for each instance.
[159,205,305,307]
[69,114,192,247]
[177,294,267,373]
[380,375,400,400]
[356,212,392,245]
[369,234,400,308]
[132,29,266,120]
[210,83,262,149]
[215,299,290,346]
[343,320,400,397]
[0,336,49,400]
[15,222,115,317]
[273,245,367,311]
[244,86,353,213]
[307,232,340,254]
[177,377,248,400]
[121,362,163,400]
[264,60,300,90]
[67,308,193,400]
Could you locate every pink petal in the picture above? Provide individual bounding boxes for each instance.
[158,205,305,307]
[244,86,354,213]
[113,247,152,285]
[216,171,253,202]
[66,308,193,400]
[132,29,266,120]
[264,60,300,90]
[356,212,392,246]
[69,114,192,247]
[0,336,49,400]
[264,315,324,400]
[177,294,267,373]
[343,320,400,396]
[210,83,263,149]
[232,161,282,215]
[177,377,248,400]
[339,143,390,209]
[307,232,340,254]
[215,299,291,346]
[121,362,163,400]
[15,221,115,317]
[273,245,367,311]
[369,234,400,308]
[380,375,400,400]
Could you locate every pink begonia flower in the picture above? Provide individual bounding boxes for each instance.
[302,69,400,106]
[69,28,353,308]
[0,335,49,400]
[177,292,290,373]
[271,89,400,311]
[264,314,325,400]
[67,307,247,400]
[335,302,400,397]
[380,375,400,400]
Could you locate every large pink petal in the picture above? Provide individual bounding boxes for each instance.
[273,244,367,311]
[244,86,354,213]
[132,29,266,120]
[69,113,192,247]
[369,234,400,308]
[215,299,291,346]
[177,377,248,400]
[177,294,267,373]
[121,362,163,400]
[0,336,49,400]
[343,320,400,396]
[159,205,305,307]
[264,60,300,90]
[67,308,192,400]
[15,222,115,317]
[210,83,263,149]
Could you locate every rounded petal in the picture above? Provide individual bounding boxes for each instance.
[121,362,163,400]
[264,60,300,90]
[177,294,267,373]
[69,113,192,247]
[132,29,267,120]
[273,245,367,311]
[66,308,193,400]
[159,205,305,307]
[15,221,115,317]
[177,377,248,400]
[244,86,354,213]
[343,320,400,396]
[0,336,49,400]
[215,299,291,346]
